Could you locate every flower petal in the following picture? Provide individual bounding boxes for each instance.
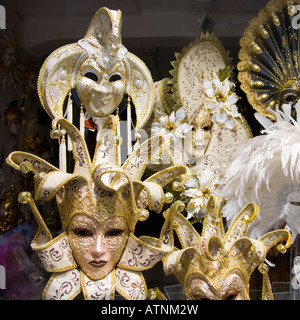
[175,108,186,122]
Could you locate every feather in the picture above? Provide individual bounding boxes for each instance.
[254,112,273,130]
[218,109,300,238]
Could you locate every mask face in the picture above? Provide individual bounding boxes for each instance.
[280,84,300,114]
[284,189,300,234]
[67,214,129,280]
[186,270,248,300]
[184,109,212,164]
[75,58,127,117]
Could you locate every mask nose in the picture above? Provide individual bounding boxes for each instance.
[91,234,106,259]
[94,75,112,95]
[193,129,206,145]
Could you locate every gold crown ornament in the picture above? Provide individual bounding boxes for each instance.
[162,195,292,300]
[6,115,188,300]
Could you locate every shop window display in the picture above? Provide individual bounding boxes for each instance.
[1,0,300,301]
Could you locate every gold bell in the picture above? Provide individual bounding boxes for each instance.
[148,289,157,300]
[172,181,182,192]
[138,209,149,222]
[164,192,174,204]
[18,192,32,204]
[241,214,250,224]
[50,129,62,139]
[19,161,32,174]
[176,201,185,212]
[277,244,287,254]
[172,220,179,229]
[258,263,269,274]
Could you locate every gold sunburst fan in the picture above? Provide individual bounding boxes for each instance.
[238,0,300,120]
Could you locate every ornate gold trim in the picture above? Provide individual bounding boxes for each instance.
[168,33,232,115]
[238,0,300,119]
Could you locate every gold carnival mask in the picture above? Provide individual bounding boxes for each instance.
[6,115,188,299]
[67,215,129,280]
[162,195,292,300]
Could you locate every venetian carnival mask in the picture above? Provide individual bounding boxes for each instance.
[67,215,129,280]
[184,108,212,164]
[162,195,291,300]
[150,34,250,173]
[74,58,127,117]
[6,114,188,299]
[37,7,155,131]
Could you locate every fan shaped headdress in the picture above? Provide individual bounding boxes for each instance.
[238,0,300,119]
[168,34,231,122]
[162,195,291,300]
[6,116,188,300]
[149,34,251,208]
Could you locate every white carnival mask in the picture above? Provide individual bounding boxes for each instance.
[184,108,212,164]
[38,7,155,130]
[75,57,127,117]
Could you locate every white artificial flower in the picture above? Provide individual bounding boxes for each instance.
[202,73,241,129]
[182,168,218,220]
[151,108,192,143]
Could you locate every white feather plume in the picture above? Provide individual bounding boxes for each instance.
[217,106,300,239]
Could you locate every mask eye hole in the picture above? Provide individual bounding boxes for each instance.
[73,228,93,237]
[281,89,300,104]
[283,94,298,103]
[109,74,122,82]
[84,72,99,82]
[105,228,124,237]
[202,125,211,131]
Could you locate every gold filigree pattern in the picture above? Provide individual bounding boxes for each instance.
[162,195,292,300]
[6,113,187,300]
[168,33,232,123]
